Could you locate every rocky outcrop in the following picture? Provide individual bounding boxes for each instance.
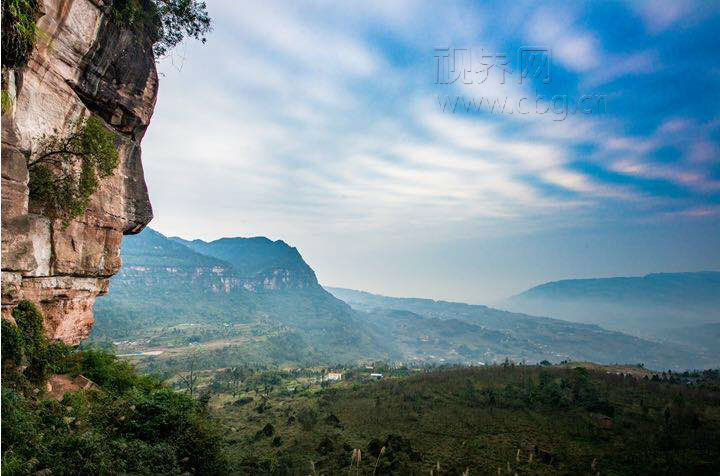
[1,0,157,343]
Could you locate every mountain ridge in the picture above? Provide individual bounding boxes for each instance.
[92,230,717,370]
[326,286,716,369]
[94,228,393,365]
[170,235,319,290]
[507,271,720,301]
[501,271,720,332]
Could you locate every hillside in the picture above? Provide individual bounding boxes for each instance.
[500,272,720,337]
[327,287,717,370]
[655,323,720,357]
[93,228,392,366]
[208,364,720,476]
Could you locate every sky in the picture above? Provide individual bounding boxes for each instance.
[140,0,720,304]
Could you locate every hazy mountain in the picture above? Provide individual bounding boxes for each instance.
[92,230,715,370]
[654,322,720,358]
[327,287,717,370]
[500,272,720,337]
[170,235,318,290]
[93,228,393,365]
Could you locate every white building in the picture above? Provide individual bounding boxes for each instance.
[324,372,342,381]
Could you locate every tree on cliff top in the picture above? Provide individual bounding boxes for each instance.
[112,0,212,57]
[1,0,211,71]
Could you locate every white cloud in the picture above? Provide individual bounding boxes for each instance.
[638,0,691,32]
[524,7,658,86]
[219,1,380,77]
[143,0,714,251]
[526,8,600,72]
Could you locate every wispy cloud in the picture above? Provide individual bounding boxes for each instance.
[140,0,720,300]
[629,0,720,33]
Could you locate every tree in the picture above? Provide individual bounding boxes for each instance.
[2,1,211,71]
[28,115,119,224]
[178,351,201,397]
[111,0,212,57]
[297,406,318,431]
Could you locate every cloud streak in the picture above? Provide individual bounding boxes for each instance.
[137,0,720,301]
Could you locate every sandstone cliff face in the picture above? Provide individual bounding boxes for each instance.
[1,0,157,343]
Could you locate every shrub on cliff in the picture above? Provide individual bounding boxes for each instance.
[1,301,74,386]
[27,115,119,224]
[0,0,41,69]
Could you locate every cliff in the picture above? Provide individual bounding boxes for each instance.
[1,0,157,344]
[171,234,320,291]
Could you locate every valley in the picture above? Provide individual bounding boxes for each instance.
[92,229,718,372]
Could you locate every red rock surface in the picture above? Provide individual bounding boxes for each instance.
[2,0,157,343]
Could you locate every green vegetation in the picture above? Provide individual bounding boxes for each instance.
[1,0,211,71]
[1,0,41,69]
[27,115,119,224]
[94,228,715,373]
[6,301,718,474]
[1,301,75,387]
[1,87,14,114]
[92,228,393,368]
[111,0,212,57]
[199,364,720,476]
[1,301,230,476]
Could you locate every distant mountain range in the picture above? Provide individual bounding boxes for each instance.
[501,272,720,336]
[92,229,717,370]
[326,287,717,370]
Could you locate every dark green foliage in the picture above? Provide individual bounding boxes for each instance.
[2,301,74,385]
[297,405,318,431]
[78,346,162,394]
[12,300,45,350]
[28,115,119,225]
[2,383,229,475]
[1,302,230,476]
[223,365,720,476]
[111,0,211,57]
[1,0,41,69]
[1,318,24,365]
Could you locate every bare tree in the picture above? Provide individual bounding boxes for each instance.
[178,351,201,397]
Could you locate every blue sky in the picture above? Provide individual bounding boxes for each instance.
[140,0,720,302]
